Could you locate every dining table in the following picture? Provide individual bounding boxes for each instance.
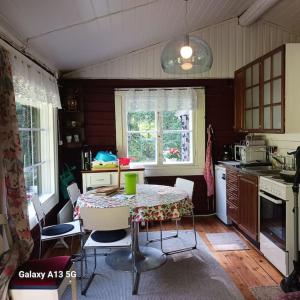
[75,184,193,272]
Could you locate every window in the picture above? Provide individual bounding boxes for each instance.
[127,110,193,164]
[115,88,205,175]
[16,101,55,197]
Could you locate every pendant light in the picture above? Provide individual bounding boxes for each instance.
[161,0,213,74]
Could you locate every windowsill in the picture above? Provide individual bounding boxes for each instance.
[28,192,58,229]
[142,163,204,177]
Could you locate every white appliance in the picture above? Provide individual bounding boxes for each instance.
[215,165,231,225]
[234,145,267,163]
[259,175,294,276]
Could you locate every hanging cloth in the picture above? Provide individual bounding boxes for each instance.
[0,46,34,300]
[203,124,215,197]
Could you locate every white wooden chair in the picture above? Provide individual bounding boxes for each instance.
[31,195,82,258]
[80,206,139,295]
[0,213,77,300]
[147,178,197,255]
[67,182,81,207]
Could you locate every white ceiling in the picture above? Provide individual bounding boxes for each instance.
[0,0,298,73]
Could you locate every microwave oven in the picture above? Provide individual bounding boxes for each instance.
[234,145,267,163]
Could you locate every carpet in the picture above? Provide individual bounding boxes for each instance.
[206,232,250,251]
[250,286,284,300]
[62,230,244,300]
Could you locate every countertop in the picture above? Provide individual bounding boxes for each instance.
[217,161,281,177]
[81,166,145,173]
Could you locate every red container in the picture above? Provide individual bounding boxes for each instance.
[118,157,131,166]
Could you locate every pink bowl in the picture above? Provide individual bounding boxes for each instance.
[118,157,131,166]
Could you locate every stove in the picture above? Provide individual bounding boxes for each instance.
[260,175,293,200]
[259,175,295,276]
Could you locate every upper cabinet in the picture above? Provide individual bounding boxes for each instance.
[235,45,285,133]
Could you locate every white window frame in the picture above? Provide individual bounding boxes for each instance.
[115,88,205,177]
[16,100,59,229]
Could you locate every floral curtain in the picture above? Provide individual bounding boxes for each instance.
[0,47,33,300]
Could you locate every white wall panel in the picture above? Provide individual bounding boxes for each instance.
[64,18,300,79]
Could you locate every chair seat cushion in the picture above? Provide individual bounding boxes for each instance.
[10,256,72,290]
[42,223,74,236]
[91,229,127,243]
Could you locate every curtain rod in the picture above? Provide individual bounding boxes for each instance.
[115,87,204,92]
[0,33,56,78]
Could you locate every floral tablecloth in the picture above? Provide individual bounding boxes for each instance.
[75,184,193,222]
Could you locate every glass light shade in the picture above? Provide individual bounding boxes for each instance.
[161,35,213,74]
[180,45,193,59]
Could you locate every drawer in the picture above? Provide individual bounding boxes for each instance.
[227,203,239,223]
[87,173,111,186]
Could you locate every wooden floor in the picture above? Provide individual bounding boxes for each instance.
[46,216,282,299]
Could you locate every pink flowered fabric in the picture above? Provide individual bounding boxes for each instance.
[0,47,33,300]
[203,125,214,197]
[75,184,193,222]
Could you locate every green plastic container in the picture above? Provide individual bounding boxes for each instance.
[125,173,138,195]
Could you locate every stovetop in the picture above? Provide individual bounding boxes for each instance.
[260,175,293,201]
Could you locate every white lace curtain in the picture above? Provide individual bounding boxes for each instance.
[10,54,61,108]
[122,88,197,112]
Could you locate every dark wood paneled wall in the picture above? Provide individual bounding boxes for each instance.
[59,79,244,214]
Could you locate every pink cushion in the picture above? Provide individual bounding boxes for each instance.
[10,256,72,290]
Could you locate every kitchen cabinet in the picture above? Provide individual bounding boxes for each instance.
[226,168,239,224]
[82,168,145,193]
[225,166,259,243]
[234,45,285,133]
[238,172,258,241]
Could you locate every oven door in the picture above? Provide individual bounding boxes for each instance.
[260,191,286,250]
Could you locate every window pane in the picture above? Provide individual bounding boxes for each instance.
[163,111,189,130]
[252,63,259,85]
[33,166,42,195]
[264,57,271,81]
[127,132,156,163]
[264,106,271,129]
[273,79,282,103]
[264,82,270,105]
[32,106,41,128]
[246,89,252,109]
[163,132,192,163]
[24,170,34,194]
[273,105,282,129]
[253,108,259,129]
[32,131,41,164]
[253,86,259,107]
[127,112,155,131]
[16,103,31,128]
[273,51,282,77]
[19,131,32,168]
[246,67,252,88]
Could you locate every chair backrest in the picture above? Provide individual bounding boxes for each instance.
[58,200,74,224]
[67,182,81,206]
[174,178,194,200]
[80,206,130,231]
[31,195,45,224]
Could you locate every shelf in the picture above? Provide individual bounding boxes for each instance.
[61,142,82,149]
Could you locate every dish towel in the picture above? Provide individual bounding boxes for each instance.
[204,124,214,197]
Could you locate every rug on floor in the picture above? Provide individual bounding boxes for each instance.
[206,232,250,251]
[62,230,245,300]
[250,285,284,300]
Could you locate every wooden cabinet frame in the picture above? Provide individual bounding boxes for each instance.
[234,45,285,133]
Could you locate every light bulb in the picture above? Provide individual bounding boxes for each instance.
[181,62,193,70]
[180,45,193,59]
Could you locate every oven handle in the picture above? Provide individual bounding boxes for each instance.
[259,192,283,205]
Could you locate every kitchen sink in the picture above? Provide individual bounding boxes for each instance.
[240,166,281,176]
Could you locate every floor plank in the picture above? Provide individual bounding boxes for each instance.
[45,216,282,299]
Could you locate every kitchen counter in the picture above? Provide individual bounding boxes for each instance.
[81,166,145,173]
[218,161,281,177]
